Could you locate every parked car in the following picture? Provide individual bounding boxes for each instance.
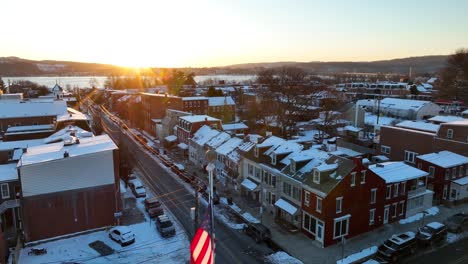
[127,173,137,182]
[375,232,417,263]
[144,197,162,211]
[109,226,135,246]
[148,207,165,218]
[444,212,468,233]
[244,223,271,244]
[129,180,146,198]
[416,222,447,246]
[156,215,176,237]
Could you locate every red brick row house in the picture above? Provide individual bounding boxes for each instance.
[301,159,432,247]
[416,151,468,203]
[176,115,222,145]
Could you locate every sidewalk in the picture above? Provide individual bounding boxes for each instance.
[228,191,468,264]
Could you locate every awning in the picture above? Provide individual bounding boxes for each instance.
[177,143,188,150]
[165,135,177,142]
[275,198,298,215]
[241,178,258,191]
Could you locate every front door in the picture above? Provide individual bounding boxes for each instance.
[384,206,389,224]
[316,221,324,244]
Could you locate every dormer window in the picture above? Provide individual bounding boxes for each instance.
[313,170,320,184]
[254,146,259,158]
[272,153,277,165]
[291,160,296,173]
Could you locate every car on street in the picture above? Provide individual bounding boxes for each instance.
[156,215,176,237]
[148,206,165,218]
[375,231,417,263]
[144,197,162,211]
[244,223,271,244]
[129,180,146,198]
[416,222,447,246]
[444,212,468,233]
[109,226,135,246]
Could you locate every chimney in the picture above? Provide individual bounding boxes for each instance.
[75,138,80,144]
[63,151,69,158]
[22,148,27,153]
[376,163,384,168]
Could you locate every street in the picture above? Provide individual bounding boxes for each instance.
[96,107,273,264]
[403,237,468,264]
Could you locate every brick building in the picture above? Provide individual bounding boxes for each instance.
[176,115,222,145]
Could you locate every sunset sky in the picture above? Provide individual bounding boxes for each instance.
[1,0,467,67]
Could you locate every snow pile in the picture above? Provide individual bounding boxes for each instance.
[399,206,439,224]
[213,206,245,230]
[242,212,260,224]
[447,232,468,244]
[265,251,303,264]
[336,246,377,264]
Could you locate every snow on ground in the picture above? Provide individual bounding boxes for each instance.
[399,206,439,224]
[213,206,245,230]
[242,212,260,224]
[19,221,189,264]
[265,251,303,264]
[362,260,380,264]
[447,231,468,244]
[336,246,377,264]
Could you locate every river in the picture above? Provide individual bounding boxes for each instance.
[1,75,256,89]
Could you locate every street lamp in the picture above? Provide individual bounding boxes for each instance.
[205,149,217,262]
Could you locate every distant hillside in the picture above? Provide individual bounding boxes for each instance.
[223,55,449,74]
[0,55,449,76]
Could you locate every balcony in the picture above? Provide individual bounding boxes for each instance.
[0,199,20,214]
[407,187,426,198]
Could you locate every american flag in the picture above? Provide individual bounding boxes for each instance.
[190,204,214,264]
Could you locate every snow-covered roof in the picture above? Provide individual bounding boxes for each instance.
[191,125,220,146]
[237,141,255,152]
[208,96,235,106]
[274,198,298,215]
[281,148,329,166]
[0,100,67,119]
[426,222,445,229]
[396,121,440,133]
[442,120,468,126]
[344,125,361,132]
[206,132,230,149]
[57,108,90,122]
[0,139,44,151]
[222,123,248,131]
[369,162,428,183]
[257,136,284,148]
[427,77,438,84]
[268,141,303,156]
[216,137,243,156]
[241,178,257,191]
[19,134,118,166]
[462,109,468,115]
[364,113,397,126]
[331,147,362,158]
[452,176,468,186]
[417,151,468,168]
[181,97,207,101]
[165,135,177,142]
[179,115,220,123]
[316,163,338,172]
[177,143,188,150]
[43,125,93,144]
[6,124,55,133]
[0,163,19,182]
[379,98,432,111]
[428,115,465,123]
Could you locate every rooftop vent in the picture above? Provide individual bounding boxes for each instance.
[63,151,69,158]
[376,163,384,168]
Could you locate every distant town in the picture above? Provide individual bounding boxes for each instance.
[0,49,467,264]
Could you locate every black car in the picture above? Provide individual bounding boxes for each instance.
[156,215,176,238]
[444,212,468,233]
[416,222,447,246]
[375,232,417,263]
[243,223,271,244]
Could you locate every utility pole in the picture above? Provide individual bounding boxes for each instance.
[193,180,199,238]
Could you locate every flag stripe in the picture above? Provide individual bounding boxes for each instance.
[193,230,208,260]
[200,238,212,264]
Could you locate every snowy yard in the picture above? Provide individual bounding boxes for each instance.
[265,251,303,264]
[336,246,377,264]
[399,206,439,224]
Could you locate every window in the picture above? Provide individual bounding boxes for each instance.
[369,209,376,225]
[1,183,9,199]
[452,167,457,179]
[304,191,310,207]
[370,189,377,204]
[334,217,350,239]
[254,147,259,157]
[313,170,320,184]
[283,182,292,197]
[292,186,301,201]
[386,185,392,199]
[291,161,296,173]
[248,164,253,176]
[418,163,422,169]
[445,169,450,180]
[381,145,391,154]
[303,212,317,235]
[459,166,464,177]
[429,166,435,178]
[447,129,453,139]
[394,184,399,197]
[392,203,397,218]
[361,170,366,184]
[399,201,405,216]
[350,172,356,187]
[401,182,406,195]
[316,197,322,213]
[272,153,277,165]
[255,167,261,179]
[404,151,418,164]
[336,197,343,213]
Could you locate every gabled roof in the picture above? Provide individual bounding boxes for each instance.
[179,115,220,123]
[428,115,466,123]
[19,134,117,166]
[396,121,440,133]
[369,161,428,183]
[191,125,220,146]
[216,137,243,156]
[43,125,93,144]
[208,96,235,106]
[0,163,19,182]
[280,148,329,166]
[0,100,67,119]
[379,98,432,111]
[267,140,303,156]
[417,151,468,168]
[257,136,284,148]
[222,123,248,131]
[206,132,230,149]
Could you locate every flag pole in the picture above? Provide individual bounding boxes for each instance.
[206,150,216,264]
